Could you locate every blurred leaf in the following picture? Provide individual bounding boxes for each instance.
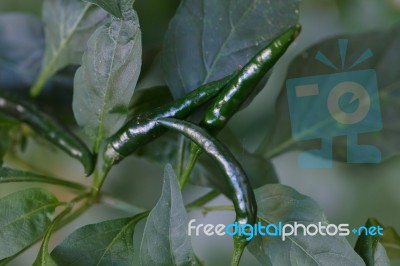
[134,132,179,163]
[367,218,400,260]
[0,167,86,190]
[354,218,390,266]
[83,0,123,18]
[335,0,400,31]
[128,86,173,119]
[191,155,232,196]
[0,117,16,165]
[73,1,141,151]
[0,13,44,89]
[133,0,180,75]
[31,0,109,96]
[0,1,43,15]
[266,25,400,162]
[135,55,168,89]
[0,188,59,260]
[162,0,300,98]
[140,164,198,266]
[0,14,78,123]
[0,140,10,165]
[247,184,364,265]
[6,121,26,154]
[380,227,400,260]
[31,71,76,124]
[51,213,147,266]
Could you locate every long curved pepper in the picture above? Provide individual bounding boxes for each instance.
[0,92,95,176]
[202,24,301,134]
[157,118,256,225]
[156,117,257,264]
[103,72,236,167]
[180,25,302,188]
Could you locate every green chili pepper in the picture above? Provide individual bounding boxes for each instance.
[203,24,301,133]
[0,92,95,176]
[181,25,302,188]
[156,117,256,264]
[103,73,236,166]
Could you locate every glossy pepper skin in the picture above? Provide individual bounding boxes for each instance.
[158,118,256,225]
[181,25,302,187]
[156,117,256,262]
[202,24,301,134]
[104,73,236,166]
[0,92,95,176]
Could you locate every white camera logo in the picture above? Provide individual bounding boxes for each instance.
[286,39,382,168]
[328,81,370,125]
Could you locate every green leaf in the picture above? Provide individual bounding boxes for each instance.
[73,1,142,152]
[31,0,109,96]
[134,132,179,163]
[0,13,44,89]
[0,130,10,165]
[0,13,76,122]
[0,167,86,191]
[335,0,400,31]
[83,0,124,18]
[33,207,72,266]
[0,117,16,165]
[354,218,390,266]
[163,0,300,98]
[133,0,180,75]
[0,188,59,260]
[367,218,400,261]
[140,164,198,266]
[51,212,148,266]
[380,227,400,260]
[267,25,400,161]
[247,184,364,266]
[128,86,173,119]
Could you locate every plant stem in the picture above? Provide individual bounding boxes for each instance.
[55,193,94,232]
[4,153,87,191]
[176,135,186,178]
[186,190,220,209]
[91,163,111,197]
[59,200,92,228]
[97,189,221,215]
[199,205,234,213]
[256,98,363,158]
[100,193,146,214]
[257,137,295,158]
[36,205,73,262]
[6,152,55,176]
[30,70,51,97]
[179,147,201,189]
[231,236,247,266]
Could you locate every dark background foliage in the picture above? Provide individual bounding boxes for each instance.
[0,0,399,265]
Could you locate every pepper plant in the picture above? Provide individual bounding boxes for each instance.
[0,0,399,265]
